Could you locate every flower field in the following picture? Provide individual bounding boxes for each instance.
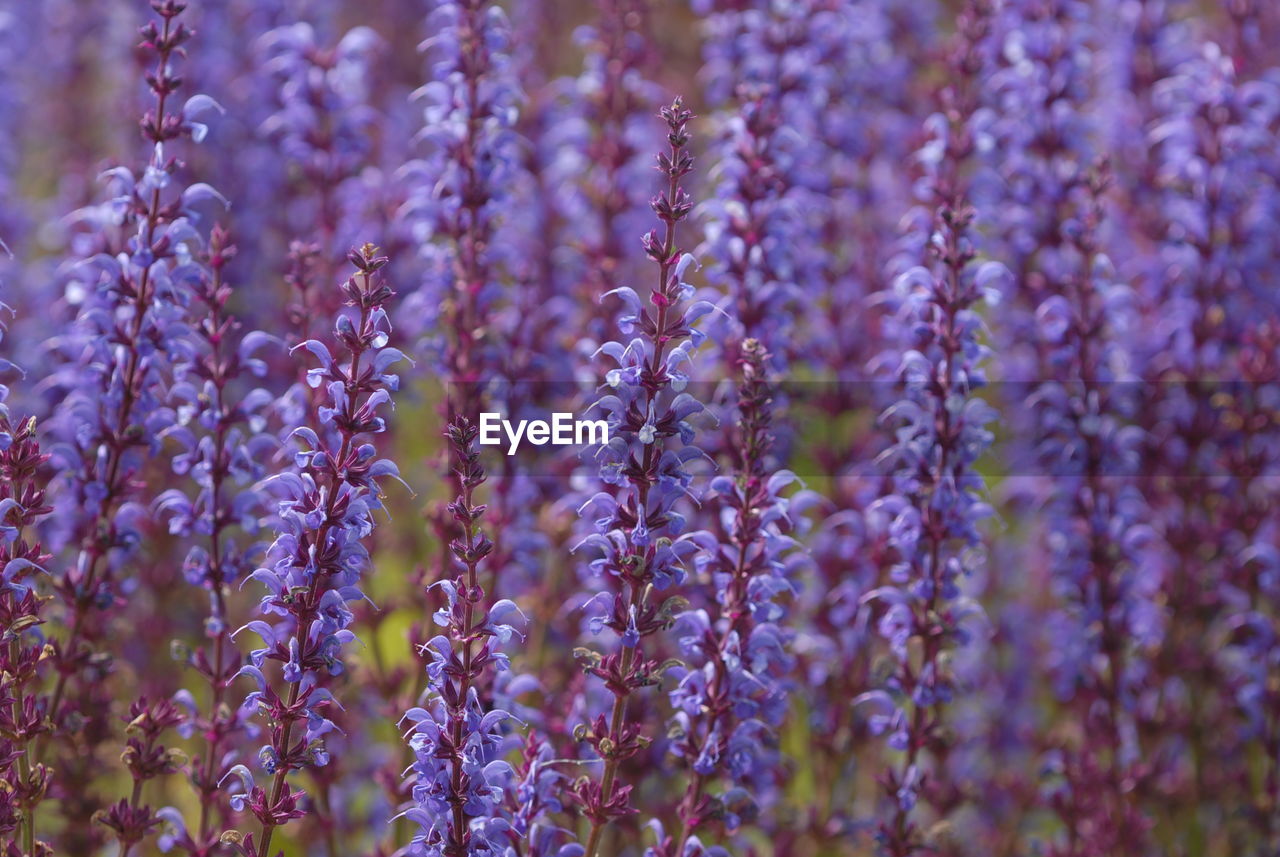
[1,1,1278,855]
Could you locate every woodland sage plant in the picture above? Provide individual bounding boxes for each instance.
[0,2,1276,856]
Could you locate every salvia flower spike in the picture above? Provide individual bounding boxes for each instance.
[572,96,709,857]
[232,244,404,857]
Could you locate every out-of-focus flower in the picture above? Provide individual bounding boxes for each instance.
[149,225,279,855]
[856,5,1001,850]
[1131,26,1280,840]
[558,0,664,349]
[656,340,801,856]
[398,0,524,421]
[259,21,387,336]
[36,2,226,846]
[697,85,806,370]
[1030,171,1163,857]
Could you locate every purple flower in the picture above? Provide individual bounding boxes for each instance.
[398,0,525,419]
[556,0,665,348]
[236,244,404,857]
[860,5,1000,851]
[570,97,706,857]
[1027,170,1163,856]
[1124,20,1280,844]
[696,85,807,369]
[656,341,802,855]
[399,416,547,856]
[397,0,558,633]
[150,226,280,854]
[259,21,388,337]
[0,10,27,261]
[0,396,54,854]
[2,2,1279,854]
[34,4,227,849]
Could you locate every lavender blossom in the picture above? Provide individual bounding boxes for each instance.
[400,0,543,624]
[1092,0,1198,256]
[1218,322,1280,847]
[1,3,1278,855]
[694,1,828,368]
[692,6,908,848]
[1128,32,1280,839]
[502,734,583,857]
[862,204,998,854]
[179,0,336,329]
[230,244,404,857]
[980,0,1096,367]
[0,9,26,255]
[775,0,938,383]
[970,6,1166,849]
[45,0,213,679]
